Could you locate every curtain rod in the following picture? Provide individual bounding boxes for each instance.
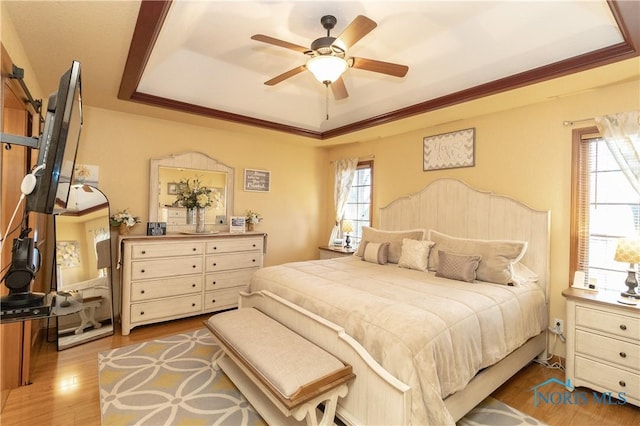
[330,154,375,164]
[562,117,594,126]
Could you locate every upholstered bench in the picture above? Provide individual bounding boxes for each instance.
[205,307,355,426]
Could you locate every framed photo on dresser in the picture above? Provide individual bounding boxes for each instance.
[230,216,246,233]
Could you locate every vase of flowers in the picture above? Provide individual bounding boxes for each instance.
[175,178,215,232]
[110,209,141,236]
[245,210,262,232]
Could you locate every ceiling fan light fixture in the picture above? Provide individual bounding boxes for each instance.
[306,55,348,85]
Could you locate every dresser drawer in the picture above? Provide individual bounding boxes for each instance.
[131,242,204,259]
[204,287,242,310]
[130,294,202,323]
[131,275,202,302]
[205,268,257,291]
[576,329,640,371]
[206,238,263,254]
[575,356,640,401]
[576,305,640,342]
[131,257,203,280]
[206,252,262,272]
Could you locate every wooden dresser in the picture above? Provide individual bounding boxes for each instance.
[563,288,640,407]
[120,233,266,335]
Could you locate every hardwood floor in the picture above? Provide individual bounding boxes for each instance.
[1,317,639,426]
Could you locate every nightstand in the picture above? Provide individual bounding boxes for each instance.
[562,287,640,407]
[318,245,356,260]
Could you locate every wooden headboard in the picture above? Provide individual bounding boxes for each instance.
[379,178,550,298]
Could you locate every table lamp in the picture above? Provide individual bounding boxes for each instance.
[341,220,354,249]
[614,237,640,299]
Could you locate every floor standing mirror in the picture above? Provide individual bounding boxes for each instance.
[54,185,114,350]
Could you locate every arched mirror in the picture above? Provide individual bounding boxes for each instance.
[149,152,235,234]
[54,185,114,350]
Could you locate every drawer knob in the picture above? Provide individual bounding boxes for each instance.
[213,246,217,250]
[141,269,145,273]
[212,263,217,266]
[192,284,196,288]
[253,244,256,247]
[211,299,216,303]
[140,311,145,315]
[252,259,256,262]
[619,380,626,387]
[212,281,216,285]
[141,250,146,254]
[619,352,627,358]
[192,247,197,251]
[192,265,196,268]
[620,324,627,331]
[192,303,196,307]
[141,290,145,294]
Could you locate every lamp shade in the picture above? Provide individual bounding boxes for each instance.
[341,220,354,233]
[614,237,640,264]
[306,55,348,84]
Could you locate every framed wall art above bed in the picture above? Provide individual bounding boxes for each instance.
[423,128,475,171]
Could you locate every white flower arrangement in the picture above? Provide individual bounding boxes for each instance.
[110,209,141,228]
[245,210,263,224]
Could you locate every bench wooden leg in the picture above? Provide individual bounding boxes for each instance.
[291,384,348,426]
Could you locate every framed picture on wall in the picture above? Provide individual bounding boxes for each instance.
[423,128,475,171]
[167,182,179,195]
[244,169,271,192]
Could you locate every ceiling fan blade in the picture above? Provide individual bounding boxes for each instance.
[251,34,309,54]
[351,57,409,78]
[334,15,377,50]
[82,185,93,192]
[264,65,307,86]
[331,77,348,100]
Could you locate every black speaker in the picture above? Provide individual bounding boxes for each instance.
[4,237,39,292]
[0,236,46,310]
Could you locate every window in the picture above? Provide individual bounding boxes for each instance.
[342,161,372,246]
[571,128,640,291]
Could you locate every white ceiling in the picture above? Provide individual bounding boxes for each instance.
[3,1,639,141]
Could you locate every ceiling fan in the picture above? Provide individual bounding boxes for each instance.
[251,15,409,100]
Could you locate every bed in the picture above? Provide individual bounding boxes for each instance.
[241,178,550,425]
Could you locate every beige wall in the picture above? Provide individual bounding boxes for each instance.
[75,106,324,266]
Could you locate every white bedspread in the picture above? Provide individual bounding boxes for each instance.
[248,257,547,425]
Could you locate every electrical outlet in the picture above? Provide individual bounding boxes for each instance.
[554,318,564,334]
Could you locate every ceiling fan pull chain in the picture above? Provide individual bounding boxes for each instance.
[325,84,330,120]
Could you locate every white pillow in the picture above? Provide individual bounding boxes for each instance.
[397,238,435,271]
[511,262,539,286]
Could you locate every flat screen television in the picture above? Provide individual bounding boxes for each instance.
[26,60,82,214]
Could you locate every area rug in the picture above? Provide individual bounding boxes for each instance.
[98,328,545,426]
[457,397,547,426]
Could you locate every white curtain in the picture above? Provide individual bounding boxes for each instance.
[328,158,358,246]
[595,111,640,197]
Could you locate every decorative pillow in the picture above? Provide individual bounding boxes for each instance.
[511,262,539,286]
[397,238,435,271]
[435,251,481,282]
[355,227,426,264]
[361,241,390,265]
[427,230,527,285]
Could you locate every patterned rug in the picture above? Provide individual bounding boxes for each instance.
[98,328,545,426]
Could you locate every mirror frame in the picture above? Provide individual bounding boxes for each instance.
[54,185,114,351]
[149,152,235,233]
